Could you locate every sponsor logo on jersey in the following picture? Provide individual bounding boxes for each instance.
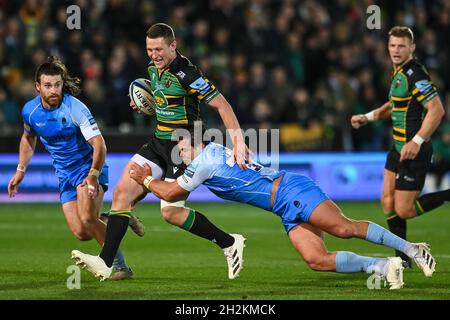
[42,132,76,143]
[415,80,432,94]
[155,96,165,105]
[81,109,96,125]
[165,78,172,88]
[406,69,413,76]
[173,166,179,174]
[394,79,401,88]
[189,77,211,95]
[403,175,415,182]
[153,89,168,109]
[176,71,186,79]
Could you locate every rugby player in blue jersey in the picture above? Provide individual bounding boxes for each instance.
[124,133,436,289]
[7,56,136,280]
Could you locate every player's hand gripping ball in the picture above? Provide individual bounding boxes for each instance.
[129,78,156,116]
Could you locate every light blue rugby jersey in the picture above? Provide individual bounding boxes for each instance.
[22,94,102,177]
[177,143,285,210]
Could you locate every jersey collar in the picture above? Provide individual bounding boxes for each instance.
[392,58,415,78]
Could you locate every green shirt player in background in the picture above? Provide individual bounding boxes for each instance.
[73,23,249,280]
[351,26,449,267]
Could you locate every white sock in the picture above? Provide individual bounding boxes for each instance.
[403,242,419,258]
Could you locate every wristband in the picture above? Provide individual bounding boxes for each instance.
[89,168,100,178]
[143,176,154,190]
[412,134,425,146]
[17,164,26,173]
[364,111,375,122]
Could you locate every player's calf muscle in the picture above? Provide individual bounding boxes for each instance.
[304,253,335,271]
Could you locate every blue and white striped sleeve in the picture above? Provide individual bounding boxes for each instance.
[177,158,214,192]
[70,98,102,141]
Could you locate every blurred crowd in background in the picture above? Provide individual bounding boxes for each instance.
[1,0,450,155]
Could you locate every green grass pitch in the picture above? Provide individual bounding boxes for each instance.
[0,201,449,300]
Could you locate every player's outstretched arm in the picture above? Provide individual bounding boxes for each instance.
[129,163,189,202]
[207,94,251,169]
[351,100,391,129]
[8,132,37,197]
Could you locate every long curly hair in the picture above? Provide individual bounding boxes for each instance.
[35,56,81,96]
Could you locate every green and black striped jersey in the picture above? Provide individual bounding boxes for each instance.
[389,59,438,152]
[147,51,220,140]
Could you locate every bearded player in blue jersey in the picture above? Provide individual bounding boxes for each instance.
[7,56,138,280]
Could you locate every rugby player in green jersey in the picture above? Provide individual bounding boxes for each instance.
[72,23,249,280]
[351,26,448,267]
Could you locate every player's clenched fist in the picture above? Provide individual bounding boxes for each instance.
[350,114,369,129]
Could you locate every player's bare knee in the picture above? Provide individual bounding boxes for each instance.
[112,184,133,208]
[381,193,394,211]
[113,184,127,202]
[72,229,92,241]
[80,215,98,228]
[331,224,354,239]
[395,205,415,219]
[160,206,183,225]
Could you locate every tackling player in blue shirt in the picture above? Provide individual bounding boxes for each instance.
[125,133,437,289]
[7,56,134,280]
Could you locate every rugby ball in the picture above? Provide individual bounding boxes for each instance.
[129,78,155,116]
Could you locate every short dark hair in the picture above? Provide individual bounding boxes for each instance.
[146,23,175,44]
[388,26,414,43]
[174,124,210,147]
[35,56,81,96]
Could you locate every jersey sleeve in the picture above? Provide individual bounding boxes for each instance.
[177,157,215,192]
[407,65,438,106]
[21,107,36,135]
[70,100,102,141]
[176,64,220,104]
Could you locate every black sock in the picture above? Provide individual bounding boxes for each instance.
[416,189,450,215]
[182,209,234,249]
[100,215,129,267]
[387,215,409,262]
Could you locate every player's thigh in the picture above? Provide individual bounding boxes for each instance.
[76,184,105,221]
[62,201,91,240]
[288,223,328,263]
[381,169,396,212]
[307,199,355,236]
